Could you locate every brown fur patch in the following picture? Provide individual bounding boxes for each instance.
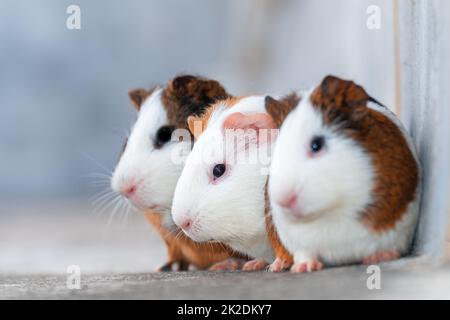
[128,88,156,110]
[144,211,246,270]
[186,97,243,139]
[265,93,301,128]
[310,76,369,130]
[264,183,293,262]
[161,75,229,129]
[187,106,216,140]
[310,75,419,232]
[357,109,419,232]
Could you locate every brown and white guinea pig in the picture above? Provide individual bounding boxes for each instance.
[111,75,245,271]
[266,75,421,272]
[171,95,280,271]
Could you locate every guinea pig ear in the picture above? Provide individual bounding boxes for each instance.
[312,75,370,123]
[187,115,205,140]
[222,112,277,147]
[265,93,301,128]
[128,88,151,111]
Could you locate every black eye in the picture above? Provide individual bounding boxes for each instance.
[212,164,226,179]
[310,135,325,154]
[154,126,174,148]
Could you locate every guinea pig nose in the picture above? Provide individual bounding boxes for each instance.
[278,193,298,210]
[179,218,192,230]
[121,184,137,198]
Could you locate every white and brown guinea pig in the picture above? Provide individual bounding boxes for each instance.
[171,96,278,271]
[111,75,243,271]
[266,75,421,272]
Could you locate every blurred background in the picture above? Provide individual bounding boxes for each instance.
[1,0,446,275]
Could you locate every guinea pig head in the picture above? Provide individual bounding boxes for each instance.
[269,76,375,222]
[111,75,229,217]
[171,96,277,243]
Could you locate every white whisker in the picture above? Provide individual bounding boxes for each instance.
[90,187,113,200]
[106,197,125,230]
[80,172,112,180]
[92,189,116,206]
[95,194,121,217]
[78,151,113,175]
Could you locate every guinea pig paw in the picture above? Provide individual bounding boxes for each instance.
[209,258,247,271]
[290,260,323,273]
[362,250,399,265]
[156,261,174,272]
[269,258,292,272]
[242,259,269,272]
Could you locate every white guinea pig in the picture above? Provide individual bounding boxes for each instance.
[111,75,228,223]
[171,96,278,270]
[267,75,421,272]
[111,75,242,271]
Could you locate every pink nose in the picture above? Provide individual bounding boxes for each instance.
[278,194,298,210]
[179,218,192,230]
[121,184,137,198]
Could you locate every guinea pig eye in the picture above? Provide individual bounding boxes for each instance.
[310,135,325,154]
[212,164,226,179]
[154,126,174,148]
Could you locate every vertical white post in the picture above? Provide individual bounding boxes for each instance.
[397,0,450,256]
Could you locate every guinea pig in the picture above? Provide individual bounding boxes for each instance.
[111,75,244,271]
[266,75,421,272]
[171,96,279,271]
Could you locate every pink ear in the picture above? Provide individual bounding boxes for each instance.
[223,112,276,131]
[222,112,277,151]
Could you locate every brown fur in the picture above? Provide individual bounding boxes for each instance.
[265,93,301,127]
[263,95,299,263]
[128,88,156,110]
[264,183,293,263]
[310,75,419,232]
[187,106,215,140]
[128,75,245,270]
[162,75,229,129]
[187,97,244,139]
[144,211,241,270]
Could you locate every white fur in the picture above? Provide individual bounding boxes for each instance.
[269,90,421,266]
[171,96,275,262]
[111,89,191,228]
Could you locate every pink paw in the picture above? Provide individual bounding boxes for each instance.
[209,258,246,271]
[290,260,323,273]
[269,257,292,272]
[363,250,399,265]
[242,259,268,271]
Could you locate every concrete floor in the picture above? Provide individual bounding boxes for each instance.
[2,260,450,299]
[1,202,450,299]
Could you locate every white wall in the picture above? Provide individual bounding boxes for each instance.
[218,0,397,104]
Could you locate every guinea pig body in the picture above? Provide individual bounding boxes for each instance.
[111,75,243,271]
[268,76,421,272]
[171,96,277,265]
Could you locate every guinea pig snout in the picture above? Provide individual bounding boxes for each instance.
[277,192,309,219]
[120,182,138,198]
[114,176,144,206]
[277,193,298,210]
[174,213,195,231]
[178,217,193,230]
